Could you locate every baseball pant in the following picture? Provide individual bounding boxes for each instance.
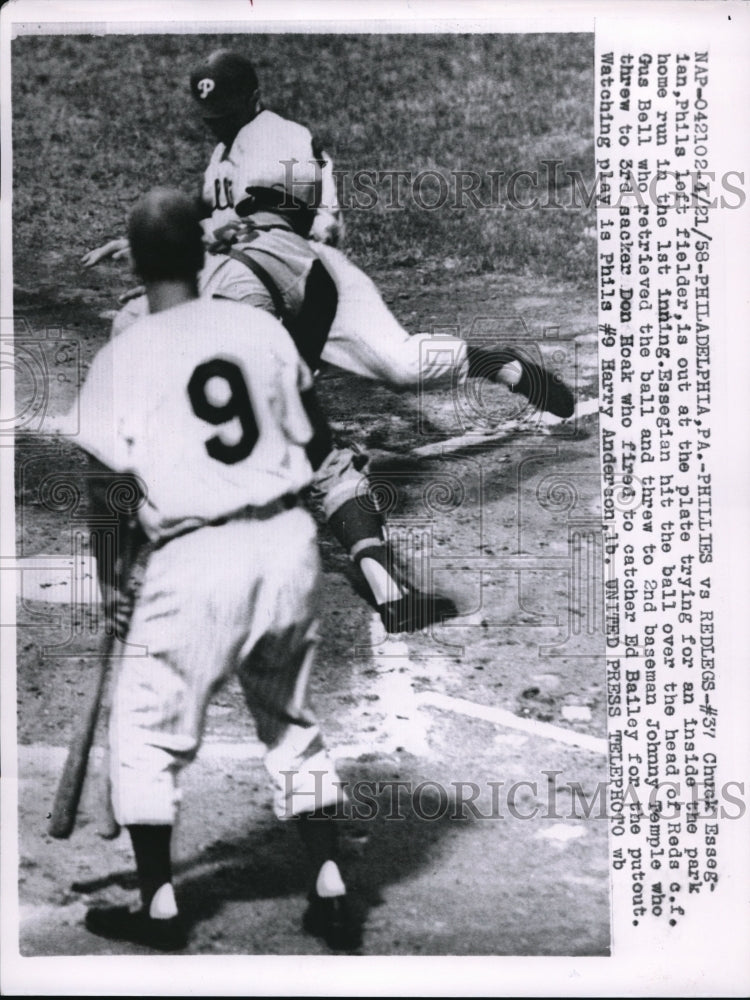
[108,508,343,826]
[313,243,470,387]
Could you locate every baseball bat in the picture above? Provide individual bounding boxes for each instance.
[48,632,117,839]
[49,477,145,839]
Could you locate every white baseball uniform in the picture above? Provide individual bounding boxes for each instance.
[66,297,343,825]
[198,103,470,385]
[202,108,342,245]
[109,223,471,524]
[115,102,471,389]
[109,112,472,549]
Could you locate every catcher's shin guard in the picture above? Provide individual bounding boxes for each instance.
[326,495,459,633]
[326,495,402,606]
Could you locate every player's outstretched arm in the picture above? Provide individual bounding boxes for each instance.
[81,237,131,268]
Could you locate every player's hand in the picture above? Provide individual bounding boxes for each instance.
[81,237,131,268]
[309,211,344,248]
[118,285,145,305]
[206,221,244,255]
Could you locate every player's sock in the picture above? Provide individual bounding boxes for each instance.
[358,552,404,606]
[326,495,459,631]
[326,498,405,606]
[465,344,526,390]
[296,808,362,950]
[86,825,183,950]
[465,344,575,418]
[127,824,177,917]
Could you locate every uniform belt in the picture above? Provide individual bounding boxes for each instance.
[153,493,299,549]
[232,492,299,521]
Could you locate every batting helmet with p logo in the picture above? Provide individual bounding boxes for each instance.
[189,49,259,119]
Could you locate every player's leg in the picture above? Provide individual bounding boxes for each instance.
[80,467,186,949]
[243,630,358,950]
[302,250,457,628]
[315,244,574,415]
[236,507,361,950]
[86,522,278,950]
[205,245,458,631]
[86,636,190,944]
[314,445,459,632]
[314,243,443,384]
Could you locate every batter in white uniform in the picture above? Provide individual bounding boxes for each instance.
[66,188,361,953]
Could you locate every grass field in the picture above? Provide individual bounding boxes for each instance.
[12,33,594,291]
[11,29,608,959]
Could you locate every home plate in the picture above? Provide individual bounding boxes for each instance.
[410,397,599,458]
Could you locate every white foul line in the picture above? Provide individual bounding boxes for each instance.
[15,590,605,765]
[17,693,605,779]
[361,612,433,757]
[345,615,606,758]
[416,691,607,755]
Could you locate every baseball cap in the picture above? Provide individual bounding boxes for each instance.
[189,49,259,118]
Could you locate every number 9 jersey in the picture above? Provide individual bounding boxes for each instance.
[66,299,316,543]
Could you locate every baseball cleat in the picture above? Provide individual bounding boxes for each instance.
[302,892,362,952]
[509,354,575,418]
[379,589,459,634]
[84,905,188,952]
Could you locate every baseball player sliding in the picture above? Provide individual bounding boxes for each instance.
[64,189,361,952]
[85,49,575,636]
